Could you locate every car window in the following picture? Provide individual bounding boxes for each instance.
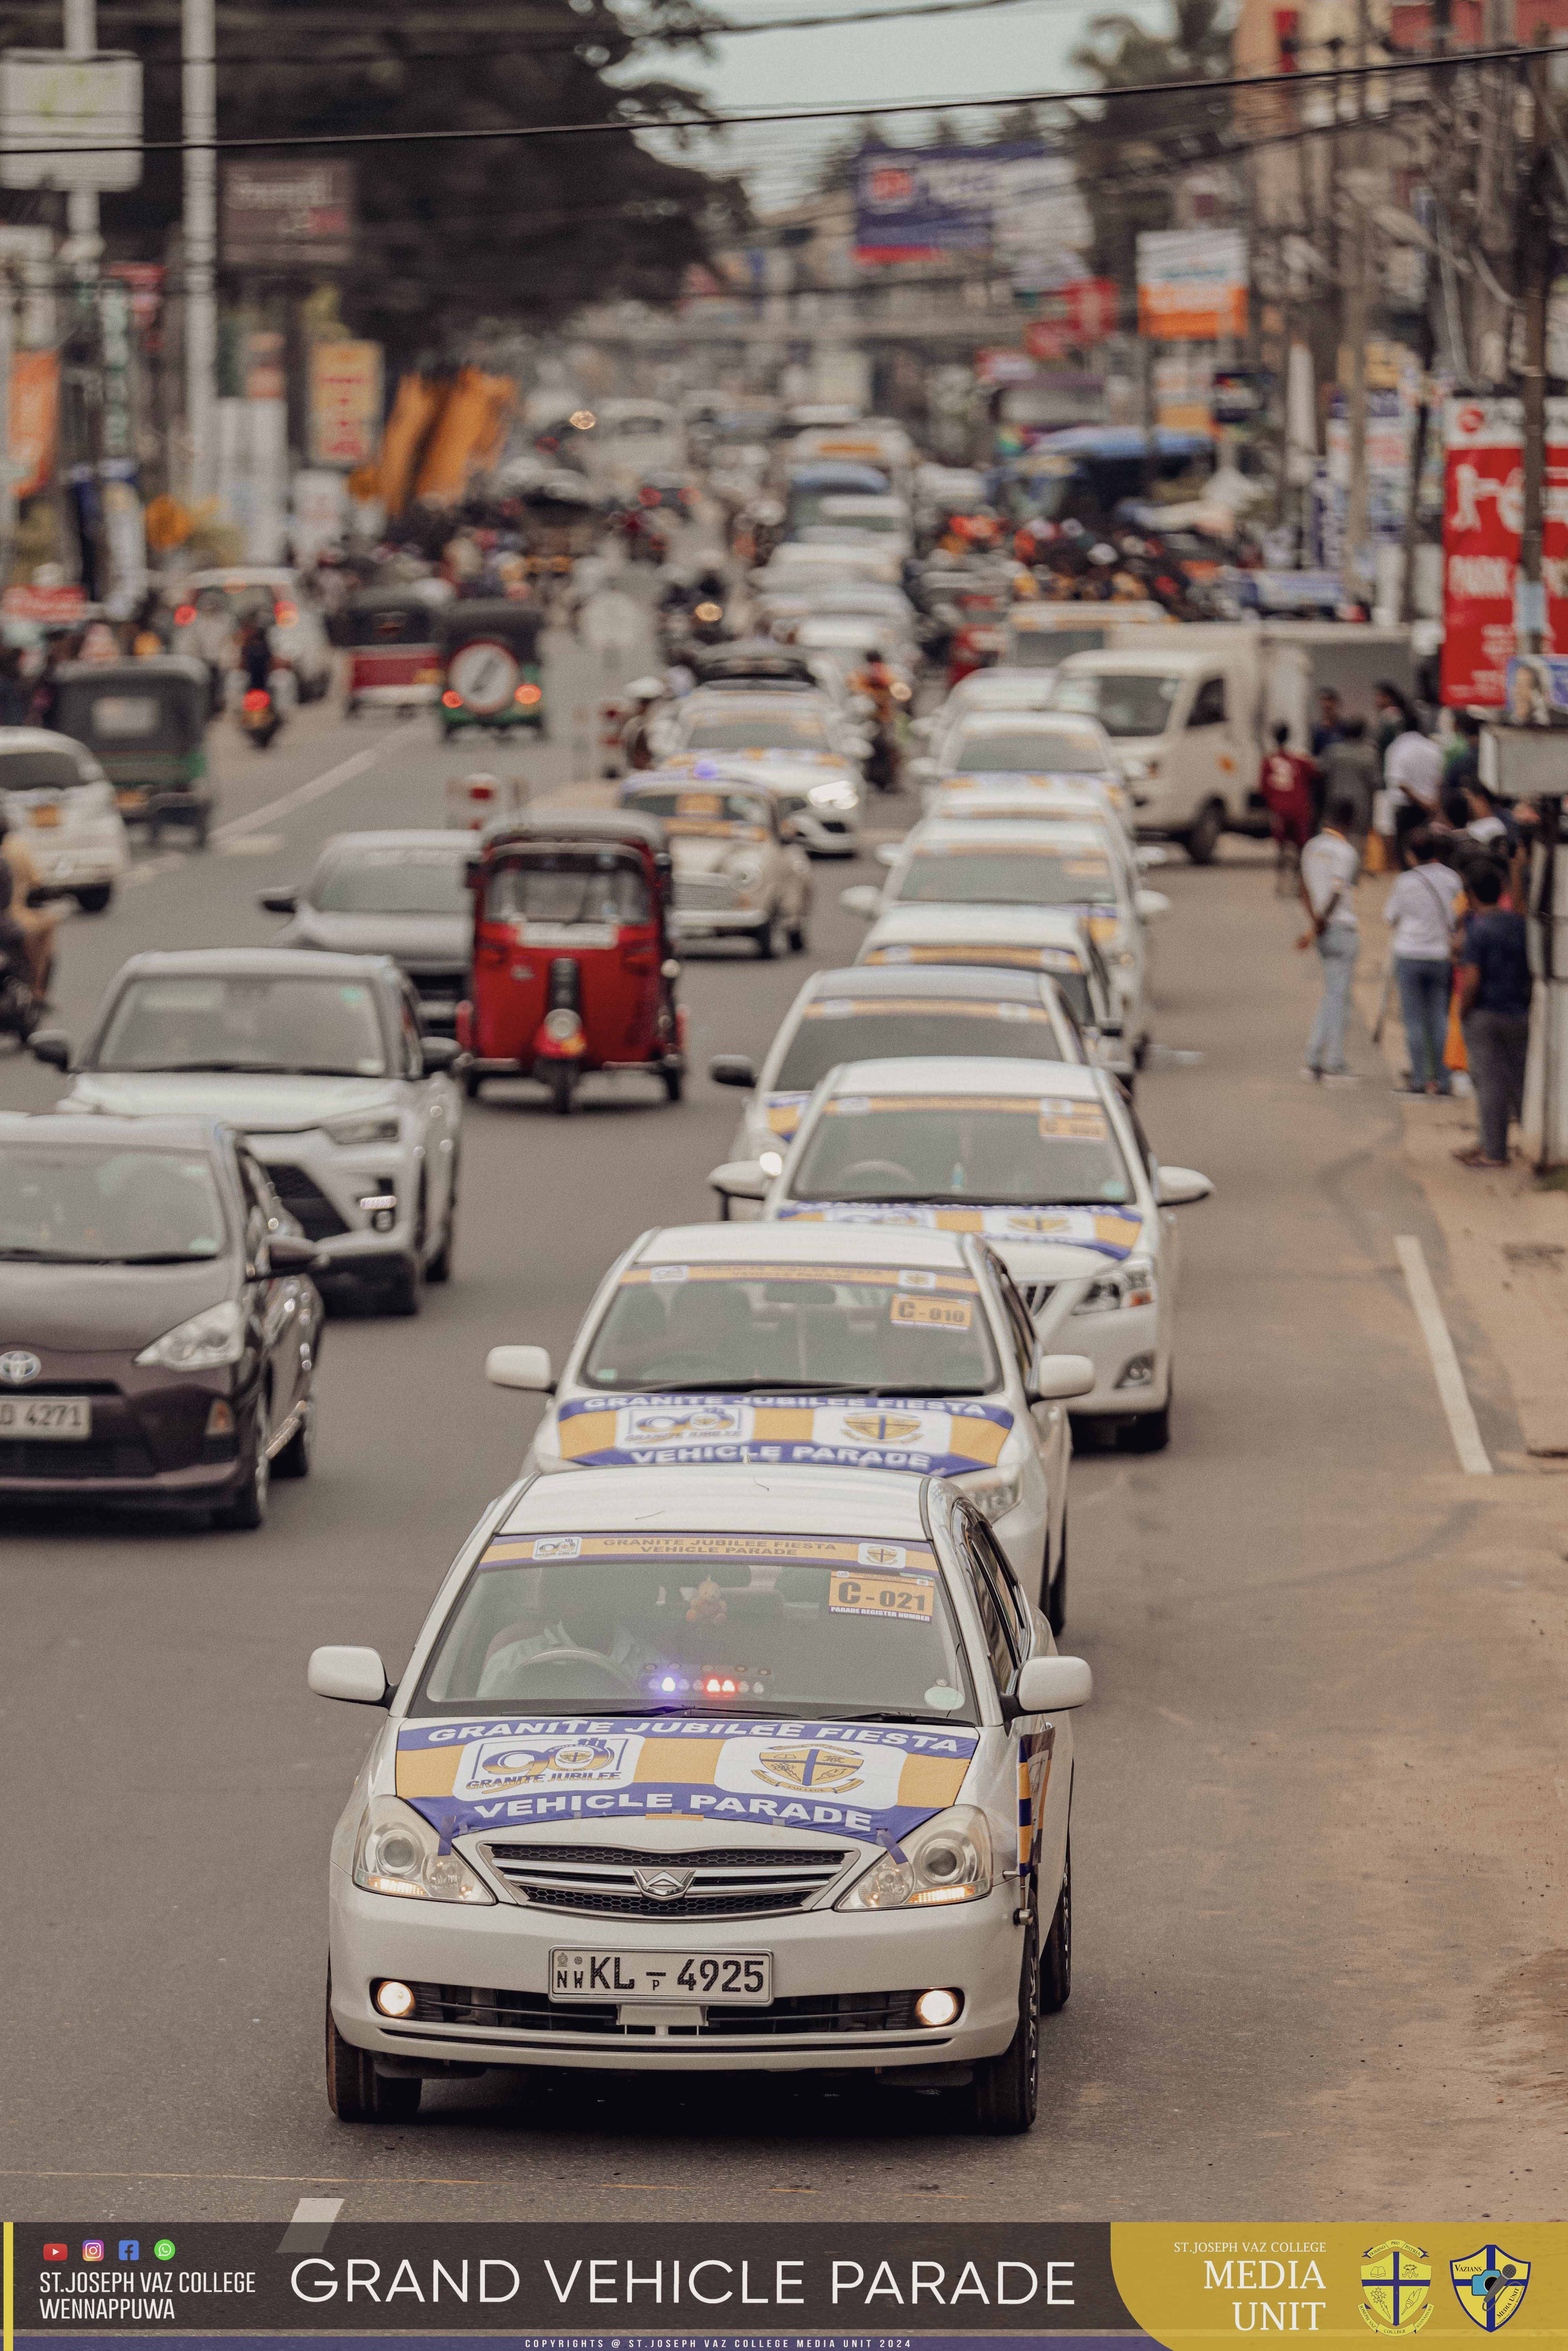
[895,845,1117,908]
[399,989,424,1077]
[0,1141,227,1264]
[311,848,467,915]
[961,1521,1020,1688]
[487,852,650,928]
[1188,677,1227,728]
[983,1253,1037,1387]
[972,1519,1036,1661]
[775,995,1063,1093]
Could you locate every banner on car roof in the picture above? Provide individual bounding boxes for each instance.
[777,1202,1143,1259]
[556,1393,1011,1475]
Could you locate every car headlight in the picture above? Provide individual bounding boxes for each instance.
[1073,1259,1156,1314]
[727,856,764,889]
[808,781,859,808]
[352,1795,494,1905]
[955,1461,1024,1523]
[1112,946,1138,968]
[325,1113,401,1147]
[135,1297,245,1371]
[837,1805,992,1910]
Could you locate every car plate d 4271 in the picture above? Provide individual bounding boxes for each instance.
[0,1396,90,1438]
[550,1949,771,2003]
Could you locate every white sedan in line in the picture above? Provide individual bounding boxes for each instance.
[311,1461,1090,2132]
[852,901,1131,1081]
[924,771,1140,840]
[712,1053,1212,1450]
[483,1218,1092,1623]
[844,815,1166,1066]
[0,729,130,912]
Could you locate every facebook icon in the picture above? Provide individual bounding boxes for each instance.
[118,2241,139,2261]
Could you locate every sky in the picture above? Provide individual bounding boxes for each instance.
[627,0,1163,212]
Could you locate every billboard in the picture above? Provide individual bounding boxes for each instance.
[1440,396,1568,707]
[1137,228,1247,340]
[855,144,1089,270]
[0,49,141,190]
[221,159,353,269]
[309,339,384,468]
[7,347,57,499]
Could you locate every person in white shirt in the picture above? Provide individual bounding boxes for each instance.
[1383,830,1463,1094]
[1384,725,1444,864]
[1297,797,1362,1081]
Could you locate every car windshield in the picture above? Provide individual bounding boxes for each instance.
[790,1091,1132,1206]
[0,748,94,790]
[896,847,1118,908]
[313,848,467,916]
[95,974,389,1076]
[630,787,770,833]
[948,725,1108,774]
[487,850,651,927]
[776,995,1066,1090]
[416,1530,975,1723]
[684,710,830,752]
[0,1144,227,1263]
[580,1261,1000,1393]
[1009,626,1105,666]
[862,944,1092,1026]
[1052,672,1183,737]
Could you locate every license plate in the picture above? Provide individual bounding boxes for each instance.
[29,802,60,827]
[0,1396,90,1438]
[550,1949,771,2004]
[116,787,147,811]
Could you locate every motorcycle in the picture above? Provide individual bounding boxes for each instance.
[239,682,285,750]
[0,942,40,1045]
[864,717,901,794]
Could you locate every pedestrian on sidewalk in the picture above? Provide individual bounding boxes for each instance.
[1382,700,1444,867]
[1322,717,1379,842]
[1384,830,1464,1096]
[1297,796,1362,1082]
[1455,864,1532,1169]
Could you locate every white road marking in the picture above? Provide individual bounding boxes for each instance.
[211,744,381,846]
[1395,1234,1493,1475]
[277,2194,344,2253]
[289,2196,344,2224]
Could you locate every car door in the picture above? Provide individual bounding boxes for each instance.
[985,1247,1067,1589]
[1117,1088,1176,1331]
[966,1514,1070,1906]
[1183,672,1240,818]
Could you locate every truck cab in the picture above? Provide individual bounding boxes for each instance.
[1048,643,1259,864]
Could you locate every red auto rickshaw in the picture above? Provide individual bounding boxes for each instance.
[341,584,448,718]
[456,810,686,1113]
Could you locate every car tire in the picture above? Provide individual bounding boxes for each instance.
[1119,1385,1171,1451]
[1046,1511,1067,1637]
[662,1064,685,1103]
[1040,1838,1072,2014]
[787,914,809,953]
[426,1164,458,1284]
[384,1248,426,1317]
[548,1063,575,1116]
[214,1395,270,1529]
[1181,800,1225,865]
[325,1982,421,2123]
[273,1398,313,1479]
[963,1907,1039,2134]
[755,908,783,960]
[74,884,112,914]
[463,1067,483,1101]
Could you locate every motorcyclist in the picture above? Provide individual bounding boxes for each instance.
[238,613,274,696]
[848,650,902,793]
[620,676,667,771]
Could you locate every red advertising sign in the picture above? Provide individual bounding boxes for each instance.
[1022,280,1119,363]
[1441,394,1568,706]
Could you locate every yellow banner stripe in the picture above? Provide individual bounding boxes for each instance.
[396,1745,463,1799]
[635,1736,728,1784]
[897,1754,970,1810]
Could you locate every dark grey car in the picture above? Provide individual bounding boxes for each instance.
[262,831,471,1030]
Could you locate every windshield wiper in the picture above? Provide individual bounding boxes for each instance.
[0,1246,113,1262]
[111,1059,297,1075]
[111,1251,222,1265]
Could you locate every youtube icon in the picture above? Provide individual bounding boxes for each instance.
[42,2244,67,2263]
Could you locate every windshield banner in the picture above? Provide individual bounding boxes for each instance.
[778,1202,1143,1258]
[556,1394,1011,1475]
[396,1715,979,1848]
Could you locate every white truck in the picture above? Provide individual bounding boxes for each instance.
[1048,622,1417,862]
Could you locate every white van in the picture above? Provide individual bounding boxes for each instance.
[582,398,685,491]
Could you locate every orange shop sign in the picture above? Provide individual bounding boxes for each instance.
[1136,228,1247,341]
[308,339,384,469]
[8,349,58,499]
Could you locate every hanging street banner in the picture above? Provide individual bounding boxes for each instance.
[221,158,354,269]
[1136,227,1248,340]
[1440,394,1568,706]
[854,144,1089,271]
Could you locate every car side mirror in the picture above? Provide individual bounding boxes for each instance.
[708,1158,770,1205]
[1027,1352,1095,1403]
[873,843,900,868]
[266,1232,324,1274]
[662,958,681,981]
[1136,889,1171,921]
[1155,1165,1213,1207]
[908,755,936,781]
[258,888,297,915]
[486,1343,554,1393]
[1013,1654,1092,1714]
[840,883,882,919]
[1135,846,1168,870]
[709,1053,757,1089]
[29,1030,70,1070]
[419,1035,461,1072]
[307,1644,390,1706]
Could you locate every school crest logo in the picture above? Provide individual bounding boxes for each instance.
[627,1402,742,1446]
[755,1742,865,1794]
[1450,2248,1530,2331]
[842,1410,923,1445]
[1360,2242,1433,2336]
[478,1738,620,1784]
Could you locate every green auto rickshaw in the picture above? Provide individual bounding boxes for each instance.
[437,600,544,740]
[51,655,214,845]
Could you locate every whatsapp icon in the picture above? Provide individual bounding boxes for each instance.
[153,2239,175,2262]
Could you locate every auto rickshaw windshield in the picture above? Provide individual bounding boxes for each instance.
[487,848,651,927]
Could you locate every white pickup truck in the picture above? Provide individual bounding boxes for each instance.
[1048,623,1417,862]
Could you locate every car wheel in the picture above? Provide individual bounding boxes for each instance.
[273,1398,313,1479]
[1046,1510,1067,1637]
[662,1064,685,1103]
[1181,800,1224,865]
[384,1247,426,1316]
[1040,1838,1072,2014]
[325,1980,421,2123]
[215,1395,270,1529]
[787,913,809,953]
[74,884,112,914]
[426,1164,458,1284]
[755,908,784,960]
[548,1062,575,1116]
[1119,1386,1171,1452]
[963,1907,1039,2134]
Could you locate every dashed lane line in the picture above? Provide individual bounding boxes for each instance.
[211,743,383,845]
[1395,1233,1493,1475]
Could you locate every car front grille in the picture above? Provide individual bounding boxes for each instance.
[0,1436,156,1480]
[479,1840,848,1919]
[1017,1281,1057,1318]
[394,1980,927,2039]
[264,1163,348,1241]
[674,874,739,911]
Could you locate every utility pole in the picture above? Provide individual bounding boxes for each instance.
[1340,0,1371,610]
[62,0,97,259]
[1398,0,1447,622]
[1516,40,1552,658]
[183,0,216,501]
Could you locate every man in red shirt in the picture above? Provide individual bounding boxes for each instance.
[1259,722,1318,850]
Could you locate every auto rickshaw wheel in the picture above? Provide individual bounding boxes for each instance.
[463,1067,483,1101]
[755,908,782,960]
[548,1063,575,1117]
[662,1064,684,1104]
[74,885,112,914]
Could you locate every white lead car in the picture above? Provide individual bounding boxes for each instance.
[311,1463,1091,2134]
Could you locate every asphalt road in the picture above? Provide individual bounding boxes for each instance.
[2,651,1564,2226]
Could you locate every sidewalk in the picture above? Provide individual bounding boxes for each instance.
[1351,867,1568,1465]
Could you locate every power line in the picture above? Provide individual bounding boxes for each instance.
[0,34,1552,158]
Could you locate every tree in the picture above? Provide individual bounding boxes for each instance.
[1069,0,1234,293]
